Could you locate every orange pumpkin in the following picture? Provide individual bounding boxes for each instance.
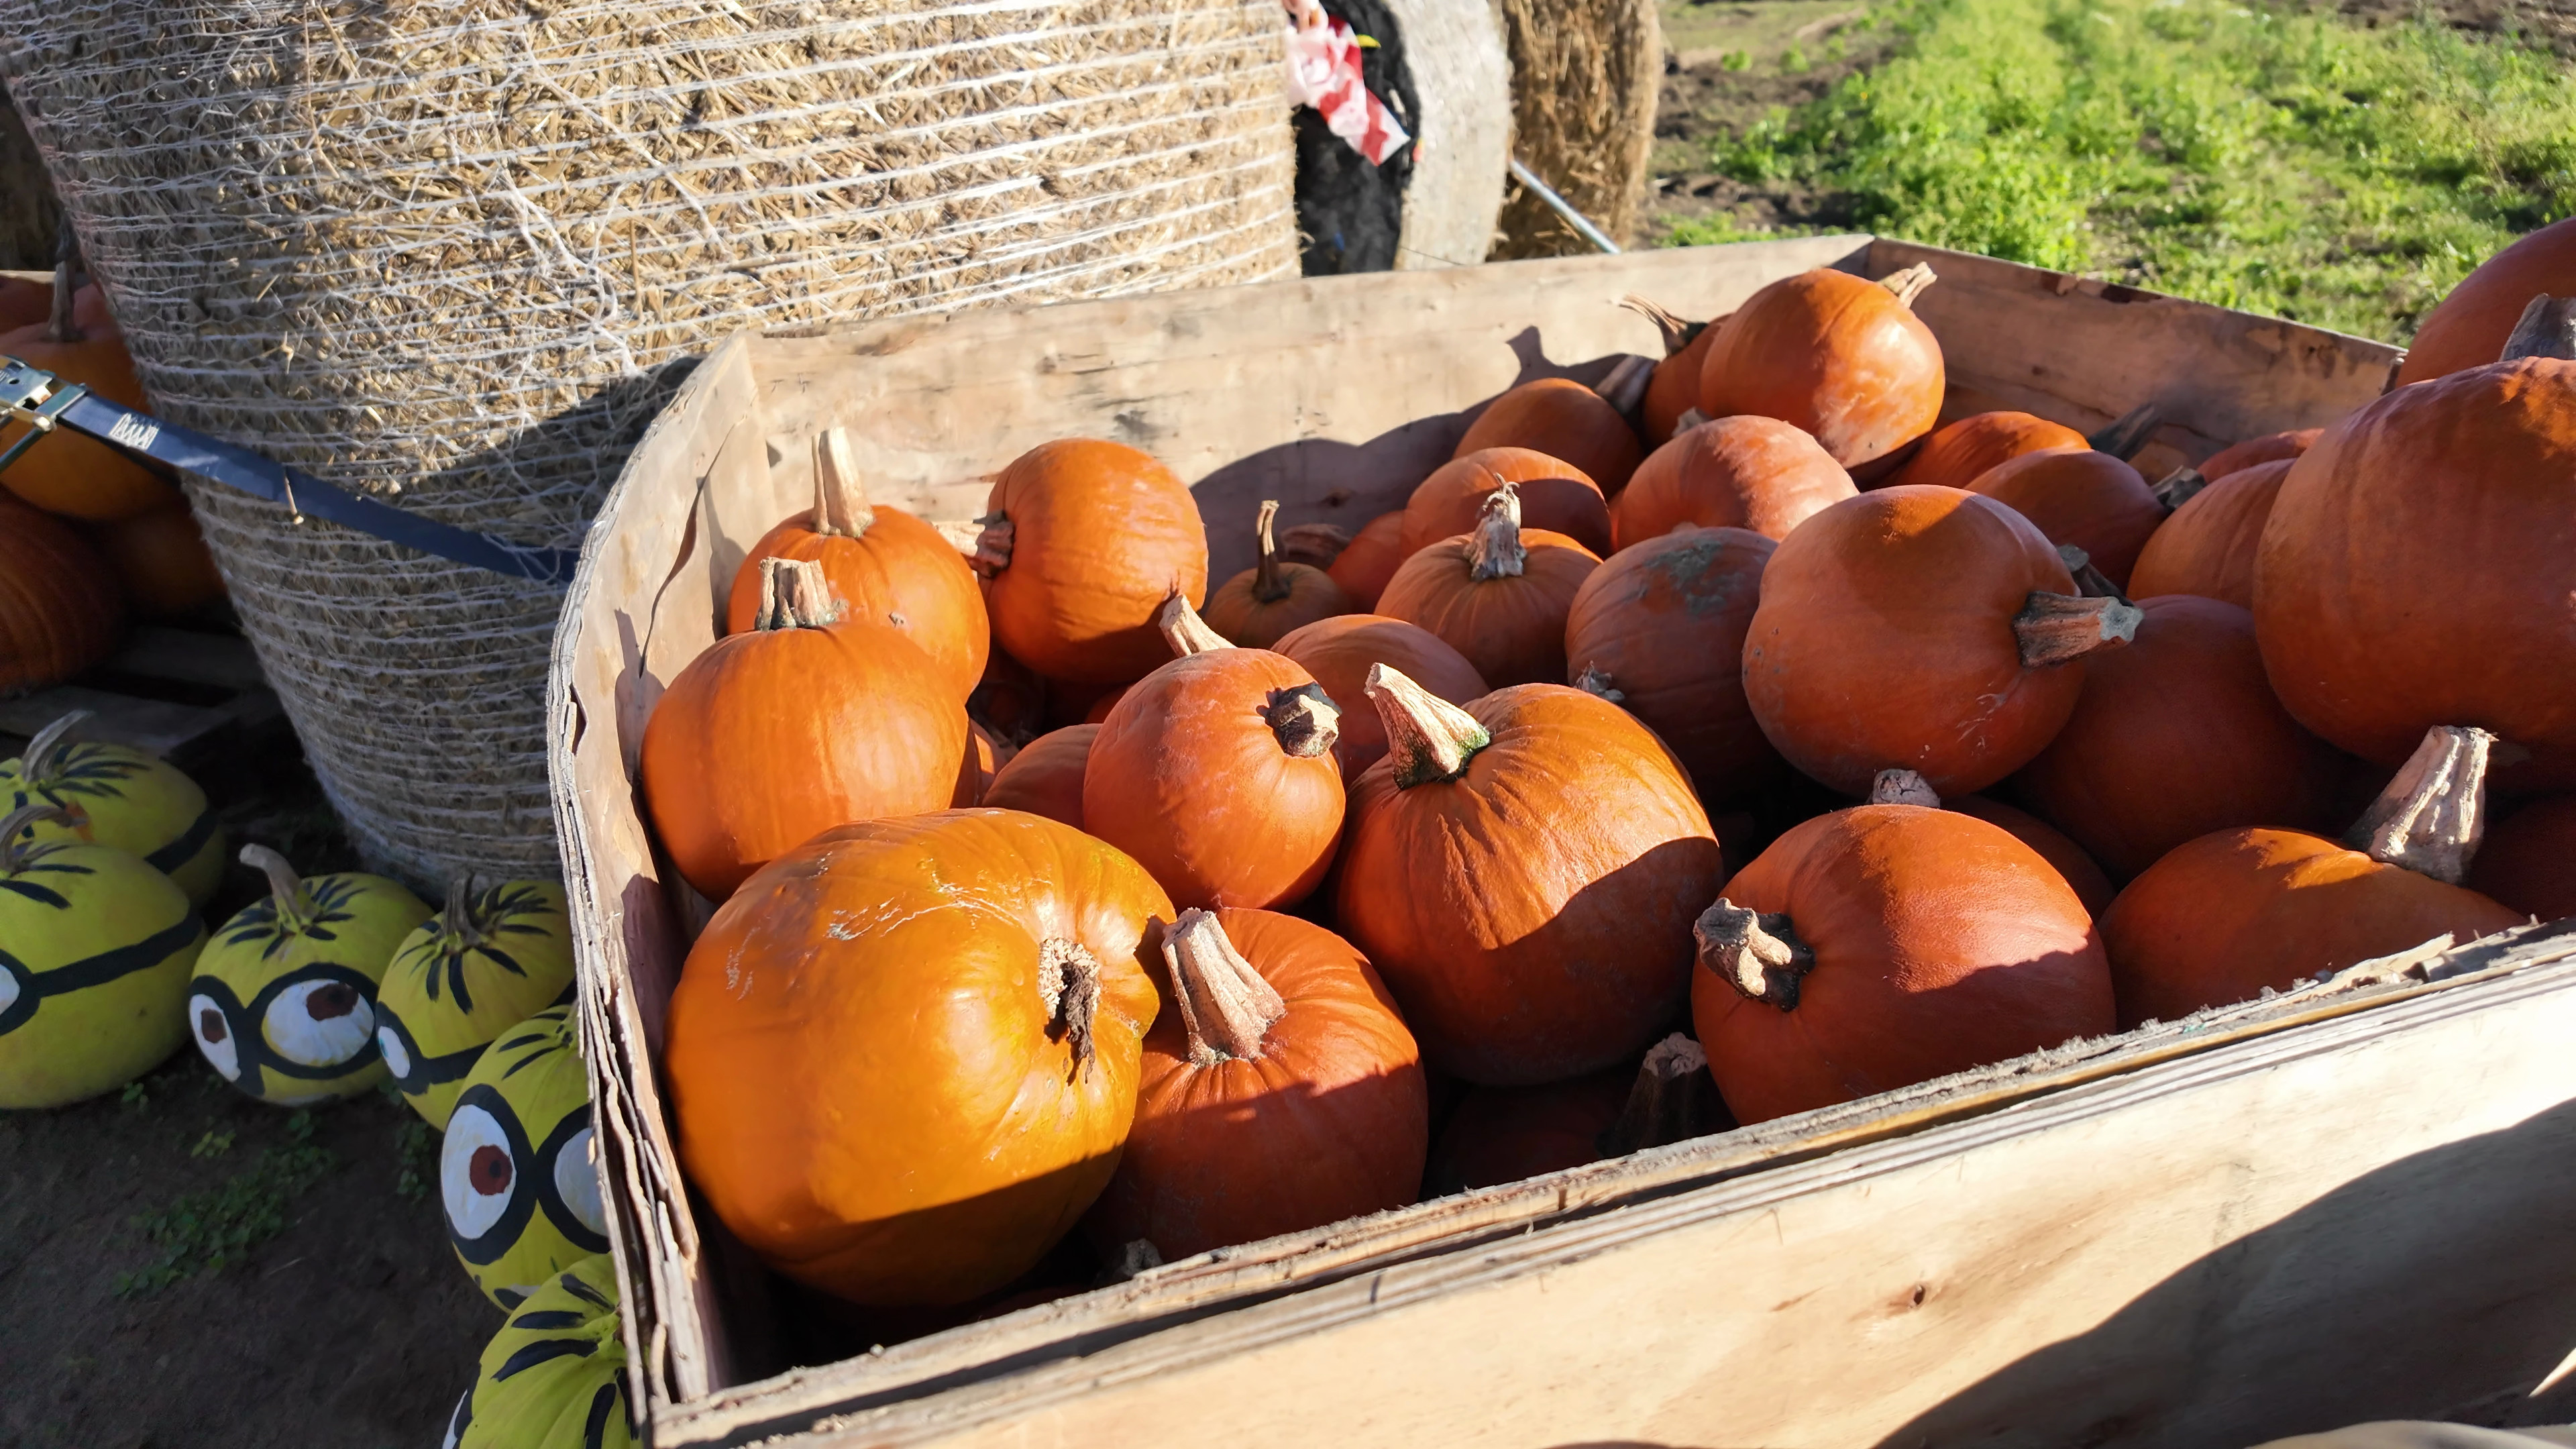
[1693,803,2114,1124]
[2126,458,2290,608]
[0,275,47,330]
[0,276,180,521]
[1564,524,1783,802]
[1884,411,2087,492]
[0,495,121,694]
[975,439,1208,684]
[1966,448,2165,588]
[1609,415,1855,550]
[951,722,1002,806]
[1083,645,1346,910]
[1743,486,2139,798]
[1424,1068,1629,1195]
[1378,486,1600,687]
[980,724,1097,829]
[2396,218,2576,385]
[91,505,225,617]
[1084,908,1426,1260]
[1338,667,1724,1084]
[2200,427,2322,482]
[1401,448,1610,558]
[725,428,987,700]
[1864,769,2117,918]
[1327,511,1409,611]
[1623,294,1726,445]
[1699,265,1945,478]
[640,559,968,900]
[664,809,1166,1305]
[2467,794,2576,922]
[1452,377,1644,496]
[1271,613,1487,781]
[1202,500,1353,648]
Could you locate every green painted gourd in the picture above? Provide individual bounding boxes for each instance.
[445,1253,635,1449]
[379,879,577,1130]
[441,1006,611,1309]
[0,803,206,1107]
[1,710,227,906]
[189,845,431,1105]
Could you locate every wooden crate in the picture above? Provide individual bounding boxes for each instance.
[547,235,2576,1447]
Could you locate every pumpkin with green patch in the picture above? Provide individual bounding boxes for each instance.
[1,710,226,907]
[442,1006,611,1309]
[446,1252,635,1449]
[379,879,578,1130]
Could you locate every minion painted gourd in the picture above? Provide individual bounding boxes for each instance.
[444,1006,611,1307]
[0,803,207,1108]
[1,710,227,908]
[189,845,431,1105]
[444,1253,635,1449]
[379,878,576,1130]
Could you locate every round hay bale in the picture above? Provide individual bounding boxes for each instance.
[0,2,1298,888]
[1490,0,1661,260]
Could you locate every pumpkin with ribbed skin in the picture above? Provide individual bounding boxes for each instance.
[3,710,225,906]
[725,429,987,700]
[1338,669,1724,1085]
[1271,614,1485,782]
[0,495,120,695]
[1425,1068,1627,1194]
[1453,378,1642,495]
[377,879,576,1130]
[2395,218,2576,385]
[643,559,967,900]
[1203,500,1353,648]
[1885,411,2087,492]
[1611,416,1855,550]
[2467,794,2576,922]
[1085,908,1425,1260]
[2200,428,2322,482]
[2254,342,2576,787]
[1403,448,1611,558]
[441,1006,612,1309]
[0,290,178,521]
[94,507,226,618]
[1948,794,2116,918]
[975,439,1209,684]
[1692,804,2116,1125]
[1967,449,2164,588]
[0,804,206,1108]
[2100,727,2525,1026]
[1085,648,1346,910]
[665,810,1166,1305]
[979,724,1095,828]
[1379,486,1600,688]
[2127,459,2290,608]
[1743,486,2139,798]
[449,1254,635,1449]
[1328,512,1409,611]
[1699,266,1945,477]
[1564,525,1782,802]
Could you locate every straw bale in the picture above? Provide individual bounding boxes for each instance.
[0,1,1297,888]
[1490,0,1661,259]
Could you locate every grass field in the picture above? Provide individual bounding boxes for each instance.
[1663,0,2576,342]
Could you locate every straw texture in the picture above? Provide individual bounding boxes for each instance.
[1490,0,1660,259]
[0,1,1297,887]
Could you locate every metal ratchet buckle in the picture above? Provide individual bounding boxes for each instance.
[0,355,90,474]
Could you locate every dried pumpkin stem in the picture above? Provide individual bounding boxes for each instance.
[2151,466,2209,511]
[1275,522,1351,570]
[2015,592,2141,668]
[442,875,488,951]
[1468,484,1527,582]
[1157,588,1230,655]
[1574,663,1625,704]
[2502,294,2576,364]
[1599,1032,1727,1157]
[1877,263,1937,309]
[19,709,93,782]
[756,557,843,631]
[1619,294,1705,356]
[2086,404,2162,462]
[2055,545,2129,602]
[1263,684,1342,759]
[240,844,313,923]
[1036,938,1104,1077]
[1594,354,1656,415]
[1366,663,1491,788]
[1696,900,1815,1011]
[971,513,1014,579]
[1869,769,1941,808]
[1250,499,1293,604]
[1161,909,1288,1065]
[0,803,78,874]
[2344,725,2495,885]
[810,427,877,538]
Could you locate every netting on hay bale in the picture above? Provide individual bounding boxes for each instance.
[0,1,1298,888]
[1491,0,1661,259]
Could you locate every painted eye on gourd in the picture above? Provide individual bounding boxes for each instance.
[378,1022,413,1081]
[551,1122,607,1238]
[190,993,241,1080]
[0,965,20,1019]
[444,1102,518,1240]
[265,976,374,1067]
[441,1389,471,1449]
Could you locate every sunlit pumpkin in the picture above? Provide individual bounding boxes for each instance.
[1864,769,2117,918]
[0,272,178,521]
[1966,448,2165,589]
[3,708,226,906]
[2127,459,2290,608]
[1402,448,1610,558]
[975,438,1209,684]
[1271,613,1487,782]
[1622,294,1726,445]
[1564,524,1782,802]
[1452,377,1643,495]
[979,724,1097,829]
[1203,500,1353,647]
[2395,219,2576,384]
[1699,265,1945,478]
[1328,511,1409,611]
[1610,415,1854,550]
[1884,411,2086,492]
[1379,485,1600,688]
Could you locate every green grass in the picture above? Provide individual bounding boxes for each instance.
[115,1111,337,1296]
[1670,0,2576,341]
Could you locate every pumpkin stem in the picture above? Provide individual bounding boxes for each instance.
[1618,294,1705,357]
[240,844,314,923]
[2014,592,2141,669]
[1036,938,1104,1078]
[2501,294,2576,364]
[2151,466,2208,511]
[1250,500,1295,604]
[1877,263,1937,310]
[2344,725,2495,885]
[1573,663,1625,704]
[755,557,845,631]
[1467,484,1527,582]
[45,260,81,345]
[1366,663,1491,788]
[971,513,1015,580]
[1275,521,1351,570]
[1599,1032,1727,1157]
[1160,909,1288,1065]
[1157,588,1230,655]
[1262,683,1342,759]
[2055,545,2129,602]
[1593,354,1656,416]
[0,803,79,874]
[442,875,488,951]
[2086,404,2162,462]
[1868,769,1941,808]
[810,427,877,539]
[19,708,94,782]
[1695,899,1815,1011]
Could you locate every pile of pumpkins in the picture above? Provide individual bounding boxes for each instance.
[0,709,634,1447]
[0,264,228,694]
[639,215,2576,1325]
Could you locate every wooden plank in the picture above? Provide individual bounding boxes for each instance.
[0,685,229,758]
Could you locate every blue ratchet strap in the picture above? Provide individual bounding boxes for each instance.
[0,356,580,588]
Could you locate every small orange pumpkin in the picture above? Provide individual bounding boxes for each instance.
[1623,295,1727,445]
[0,272,179,522]
[0,496,121,694]
[1610,416,1855,550]
[1699,265,1945,478]
[1327,511,1409,611]
[1884,411,2087,492]
[1271,613,1487,781]
[1453,377,1644,495]
[1966,449,2165,588]
[91,505,226,618]
[2126,459,2290,608]
[1379,486,1600,687]
[2199,427,2323,482]
[980,724,1097,830]
[1564,525,1782,802]
[975,439,1209,684]
[1202,500,1353,648]
[1402,448,1611,558]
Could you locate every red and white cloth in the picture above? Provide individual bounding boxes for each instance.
[1284,0,1411,166]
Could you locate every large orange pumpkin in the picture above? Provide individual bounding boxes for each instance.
[90,505,225,618]
[2396,218,2576,385]
[1884,411,2087,492]
[1401,448,1610,558]
[1564,524,1782,802]
[2200,427,2322,482]
[725,428,987,700]
[1698,265,1945,478]
[2011,596,2347,879]
[1452,378,1643,496]
[2254,330,2576,787]
[1327,511,1409,611]
[2467,794,2576,922]
[1378,486,1600,688]
[1866,771,2117,919]
[2100,727,2525,1026]
[1338,667,1724,1085]
[975,439,1208,684]
[1609,415,1855,550]
[1202,500,1353,648]
[664,809,1166,1305]
[641,559,968,900]
[980,724,1097,830]
[1084,908,1425,1260]
[1271,613,1487,781]
[2126,458,2290,608]
[0,284,179,522]
[1743,486,2139,798]
[0,496,121,694]
[1966,448,2165,589]
[1623,294,1727,445]
[1083,646,1346,910]
[1692,803,2115,1124]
